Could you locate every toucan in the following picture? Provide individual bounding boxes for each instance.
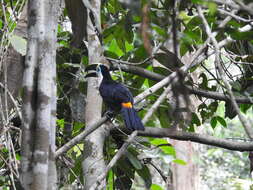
[85,64,145,131]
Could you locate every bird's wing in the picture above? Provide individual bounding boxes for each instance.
[112,83,133,104]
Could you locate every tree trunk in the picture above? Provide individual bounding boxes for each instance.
[171,54,200,190]
[171,141,199,190]
[20,0,61,189]
[81,0,109,189]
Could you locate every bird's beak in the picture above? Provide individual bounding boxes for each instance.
[85,72,97,78]
[85,64,99,72]
[85,64,99,78]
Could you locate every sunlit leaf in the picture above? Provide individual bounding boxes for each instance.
[108,38,124,57]
[208,2,217,15]
[106,170,114,190]
[151,184,164,190]
[56,119,65,129]
[173,159,187,165]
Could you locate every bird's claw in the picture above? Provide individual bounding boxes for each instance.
[105,110,115,120]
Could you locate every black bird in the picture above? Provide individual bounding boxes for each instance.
[85,64,144,131]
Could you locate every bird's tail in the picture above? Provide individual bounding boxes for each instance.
[121,102,144,131]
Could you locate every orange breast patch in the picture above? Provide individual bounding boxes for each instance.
[121,102,132,108]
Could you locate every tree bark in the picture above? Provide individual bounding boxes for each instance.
[171,141,199,190]
[170,54,200,190]
[81,0,108,189]
[20,0,61,189]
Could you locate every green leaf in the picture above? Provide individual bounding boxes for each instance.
[231,31,253,41]
[191,112,201,126]
[191,0,204,3]
[107,38,124,57]
[56,119,65,129]
[0,20,3,29]
[199,73,208,89]
[126,151,142,170]
[150,139,168,146]
[106,170,114,190]
[116,158,135,180]
[210,117,217,128]
[73,122,85,135]
[136,165,152,188]
[151,184,164,190]
[208,101,218,113]
[125,41,134,52]
[116,37,126,53]
[9,34,27,55]
[132,45,148,61]
[69,156,83,184]
[231,81,242,91]
[152,25,167,37]
[240,104,251,113]
[180,42,188,56]
[73,144,83,157]
[173,159,187,165]
[208,2,217,15]
[150,139,175,156]
[2,148,8,153]
[157,106,171,128]
[161,146,175,156]
[216,116,227,128]
[16,153,21,161]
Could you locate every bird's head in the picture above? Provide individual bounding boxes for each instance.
[85,63,110,79]
[95,64,110,76]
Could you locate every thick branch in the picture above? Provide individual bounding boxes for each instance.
[111,127,253,152]
[55,116,108,158]
[112,64,253,104]
[56,21,251,158]
[56,69,253,158]
[186,86,253,104]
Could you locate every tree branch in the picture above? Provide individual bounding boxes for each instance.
[197,5,253,139]
[56,64,253,158]
[56,16,252,158]
[111,127,253,152]
[112,64,253,104]
[142,85,172,124]
[55,116,108,158]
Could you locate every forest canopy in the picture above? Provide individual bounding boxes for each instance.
[0,0,253,189]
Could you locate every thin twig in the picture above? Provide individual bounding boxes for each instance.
[190,10,236,66]
[0,82,22,122]
[217,8,253,23]
[142,85,171,124]
[106,56,153,66]
[197,5,253,139]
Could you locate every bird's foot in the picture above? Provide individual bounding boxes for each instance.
[105,110,115,120]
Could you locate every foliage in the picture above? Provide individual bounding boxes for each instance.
[1,0,253,189]
[199,104,253,190]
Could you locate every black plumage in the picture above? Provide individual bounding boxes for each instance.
[97,64,144,131]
